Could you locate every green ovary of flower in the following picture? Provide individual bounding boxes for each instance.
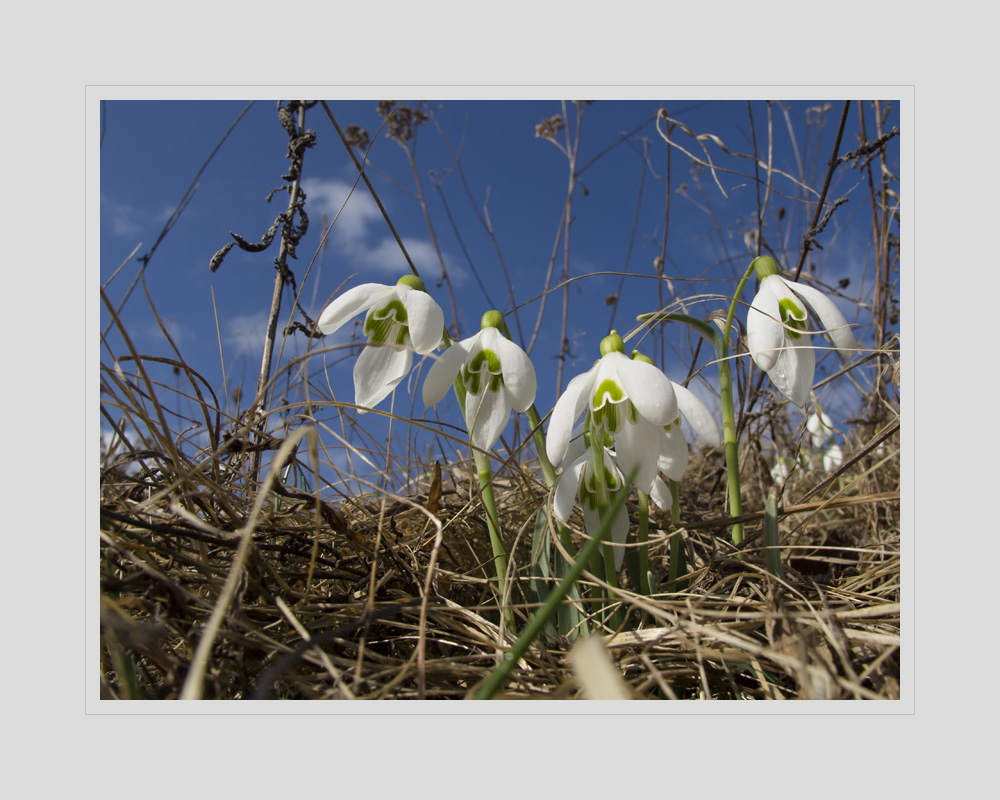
[778,297,807,340]
[364,299,409,346]
[579,462,621,511]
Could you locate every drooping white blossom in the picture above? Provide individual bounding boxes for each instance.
[823,443,844,473]
[806,409,835,448]
[546,332,678,499]
[317,276,444,410]
[422,312,536,451]
[747,257,857,407]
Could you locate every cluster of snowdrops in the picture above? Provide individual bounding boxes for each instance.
[316,256,857,626]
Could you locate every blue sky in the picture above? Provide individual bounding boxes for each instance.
[100,98,900,489]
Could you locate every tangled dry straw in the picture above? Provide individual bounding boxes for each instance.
[100,331,900,701]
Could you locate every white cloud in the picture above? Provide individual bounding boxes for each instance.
[300,177,382,249]
[353,236,437,277]
[102,195,177,238]
[300,177,465,283]
[226,311,271,358]
[102,195,142,237]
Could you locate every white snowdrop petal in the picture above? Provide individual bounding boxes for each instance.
[317,284,388,335]
[673,383,721,448]
[353,343,411,410]
[546,364,599,466]
[614,355,677,427]
[465,388,511,452]
[747,281,783,373]
[789,280,857,354]
[656,425,689,481]
[494,334,537,412]
[553,456,587,524]
[422,339,470,407]
[402,288,446,354]
[615,418,664,495]
[768,337,814,408]
[649,477,672,510]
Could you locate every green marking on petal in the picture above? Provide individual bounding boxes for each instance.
[593,378,624,407]
[464,368,483,395]
[469,348,502,374]
[363,311,391,343]
[592,399,620,433]
[377,298,408,324]
[591,378,626,433]
[778,297,807,340]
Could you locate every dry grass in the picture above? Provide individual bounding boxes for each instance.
[99,347,900,701]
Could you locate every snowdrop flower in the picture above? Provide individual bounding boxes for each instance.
[823,443,844,473]
[747,256,857,407]
[770,456,793,486]
[317,275,444,410]
[806,409,835,448]
[625,351,722,484]
[546,331,678,496]
[552,431,631,570]
[422,310,537,451]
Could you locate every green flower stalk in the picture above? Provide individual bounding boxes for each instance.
[423,310,538,633]
[637,262,753,548]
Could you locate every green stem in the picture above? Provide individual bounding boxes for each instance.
[474,449,516,632]
[638,266,754,551]
[526,404,557,488]
[716,263,757,549]
[667,479,686,588]
[473,468,635,700]
[588,431,620,627]
[637,490,650,597]
[764,489,785,580]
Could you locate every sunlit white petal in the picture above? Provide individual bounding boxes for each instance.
[768,336,814,408]
[401,286,446,354]
[546,363,599,466]
[494,333,537,412]
[465,387,511,452]
[787,280,857,354]
[615,417,665,495]
[649,476,672,510]
[612,354,677,427]
[422,338,472,407]
[673,383,721,448]
[317,283,388,335]
[353,343,412,410]
[553,454,588,524]
[771,458,791,485]
[747,278,783,372]
[656,424,689,481]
